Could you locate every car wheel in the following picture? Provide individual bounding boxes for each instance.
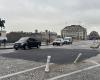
[28,47,32,49]
[53,43,55,46]
[24,45,28,50]
[62,43,64,45]
[58,43,60,46]
[37,44,40,48]
[15,48,18,50]
[61,43,63,46]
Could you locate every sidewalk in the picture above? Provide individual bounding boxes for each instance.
[0,42,51,50]
[0,45,13,49]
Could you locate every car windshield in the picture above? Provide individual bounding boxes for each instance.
[18,37,29,42]
[64,38,69,40]
[55,38,61,41]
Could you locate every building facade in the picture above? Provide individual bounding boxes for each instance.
[32,30,57,42]
[0,30,7,40]
[61,25,87,40]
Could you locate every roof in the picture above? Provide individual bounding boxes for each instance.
[63,25,86,32]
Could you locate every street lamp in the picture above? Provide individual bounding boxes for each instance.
[40,32,42,42]
[48,31,50,43]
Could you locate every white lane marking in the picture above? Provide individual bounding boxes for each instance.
[88,60,99,65]
[84,60,99,65]
[74,53,82,64]
[47,64,100,80]
[0,63,53,79]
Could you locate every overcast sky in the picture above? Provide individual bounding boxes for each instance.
[0,0,100,34]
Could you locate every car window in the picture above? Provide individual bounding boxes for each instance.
[18,37,29,42]
[55,38,61,41]
[28,38,37,42]
[27,38,33,42]
[33,39,37,41]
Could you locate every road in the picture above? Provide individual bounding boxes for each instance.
[0,40,100,80]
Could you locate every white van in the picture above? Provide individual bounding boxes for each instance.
[63,37,73,44]
[53,38,64,46]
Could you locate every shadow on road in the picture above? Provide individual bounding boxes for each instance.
[0,48,99,64]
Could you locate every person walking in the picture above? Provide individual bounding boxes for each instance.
[3,39,6,46]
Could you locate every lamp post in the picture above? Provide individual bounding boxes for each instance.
[40,32,42,42]
[48,31,50,43]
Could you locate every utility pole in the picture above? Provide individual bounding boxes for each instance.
[40,32,42,42]
[48,31,50,43]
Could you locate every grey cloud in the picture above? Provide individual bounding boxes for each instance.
[0,0,100,34]
[80,0,100,10]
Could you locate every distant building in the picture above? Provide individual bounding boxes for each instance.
[0,30,7,40]
[32,30,57,42]
[61,25,87,40]
[7,31,33,43]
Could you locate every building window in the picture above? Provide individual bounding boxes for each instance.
[0,33,1,36]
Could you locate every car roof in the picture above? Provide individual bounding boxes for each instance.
[20,37,40,40]
[64,37,72,38]
[55,38,63,40]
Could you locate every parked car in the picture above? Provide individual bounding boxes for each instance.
[53,38,64,46]
[63,37,73,44]
[90,42,100,49]
[14,37,41,50]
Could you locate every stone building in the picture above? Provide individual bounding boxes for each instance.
[32,30,57,42]
[61,25,87,40]
[0,30,7,40]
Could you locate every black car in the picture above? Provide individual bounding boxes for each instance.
[14,37,41,50]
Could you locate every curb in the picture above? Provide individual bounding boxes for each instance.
[0,47,13,50]
[0,44,51,50]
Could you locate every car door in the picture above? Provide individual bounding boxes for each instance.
[32,39,37,47]
[27,38,34,47]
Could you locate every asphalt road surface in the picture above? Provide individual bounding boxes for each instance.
[0,48,99,64]
[0,40,100,80]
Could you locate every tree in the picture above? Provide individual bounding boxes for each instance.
[88,31,100,40]
[6,31,33,43]
[0,18,5,31]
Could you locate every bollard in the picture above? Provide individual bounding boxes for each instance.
[45,56,51,72]
[74,53,82,64]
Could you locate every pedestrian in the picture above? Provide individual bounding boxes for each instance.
[0,40,1,46]
[3,39,6,46]
[46,39,49,45]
